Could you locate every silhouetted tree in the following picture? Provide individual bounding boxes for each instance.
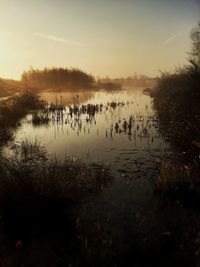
[190,21,200,61]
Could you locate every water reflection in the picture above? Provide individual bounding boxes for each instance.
[11,88,170,180]
[40,90,94,107]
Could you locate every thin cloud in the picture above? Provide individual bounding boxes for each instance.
[34,32,85,47]
[162,31,183,47]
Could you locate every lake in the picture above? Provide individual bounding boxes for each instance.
[1,87,178,266]
[8,87,171,184]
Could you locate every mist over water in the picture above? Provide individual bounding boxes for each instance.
[0,1,199,264]
[9,88,171,183]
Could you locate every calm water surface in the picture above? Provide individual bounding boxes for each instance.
[4,88,174,256]
[11,88,171,182]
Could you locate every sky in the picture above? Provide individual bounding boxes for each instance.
[0,0,199,80]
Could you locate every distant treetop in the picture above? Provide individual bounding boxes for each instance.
[21,67,95,90]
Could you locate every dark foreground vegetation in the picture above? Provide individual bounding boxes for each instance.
[0,141,189,266]
[1,141,200,267]
[146,22,200,267]
[0,140,114,267]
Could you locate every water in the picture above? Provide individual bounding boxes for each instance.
[2,88,175,265]
[11,87,170,182]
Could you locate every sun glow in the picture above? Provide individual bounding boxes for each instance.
[0,0,199,79]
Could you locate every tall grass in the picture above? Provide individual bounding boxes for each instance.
[0,91,44,144]
[153,33,200,202]
[153,20,200,149]
[154,162,200,204]
[0,140,113,266]
[0,140,112,205]
[0,91,44,127]
[13,138,47,161]
[153,62,200,156]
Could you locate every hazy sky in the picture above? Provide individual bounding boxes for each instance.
[0,0,199,79]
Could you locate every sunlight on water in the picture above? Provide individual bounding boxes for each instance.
[10,88,170,181]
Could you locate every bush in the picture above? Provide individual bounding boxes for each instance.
[0,92,44,144]
[153,66,200,156]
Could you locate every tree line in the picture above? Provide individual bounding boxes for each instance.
[98,74,157,87]
[21,67,95,90]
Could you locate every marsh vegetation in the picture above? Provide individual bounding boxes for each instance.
[0,92,44,145]
[0,20,200,267]
[153,22,200,204]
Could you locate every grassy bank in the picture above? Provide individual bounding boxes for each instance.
[0,91,44,144]
[0,140,113,267]
[0,78,23,98]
